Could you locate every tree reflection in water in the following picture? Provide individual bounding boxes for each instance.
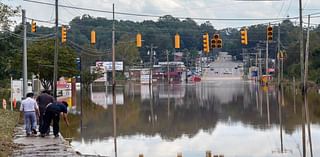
[60,81,320,157]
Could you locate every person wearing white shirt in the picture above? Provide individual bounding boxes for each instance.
[20,93,40,136]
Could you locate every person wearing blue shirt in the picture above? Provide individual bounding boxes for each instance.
[40,101,70,137]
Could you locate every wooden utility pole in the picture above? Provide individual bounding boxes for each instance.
[112,4,117,157]
[277,23,281,87]
[22,9,27,98]
[166,50,170,84]
[53,0,59,99]
[299,0,304,93]
[304,15,313,157]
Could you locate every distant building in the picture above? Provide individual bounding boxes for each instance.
[174,52,183,61]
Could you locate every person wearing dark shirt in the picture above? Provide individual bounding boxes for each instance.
[40,101,70,137]
[36,90,55,133]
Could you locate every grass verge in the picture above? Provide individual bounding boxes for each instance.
[0,109,20,156]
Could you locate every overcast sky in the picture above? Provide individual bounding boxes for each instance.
[4,0,320,29]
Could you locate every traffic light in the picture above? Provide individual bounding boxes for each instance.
[267,26,273,41]
[217,39,222,48]
[31,20,36,32]
[174,33,180,49]
[211,39,216,48]
[90,30,96,45]
[61,25,67,43]
[211,34,222,48]
[136,33,142,48]
[240,28,248,45]
[203,33,209,53]
[214,34,219,40]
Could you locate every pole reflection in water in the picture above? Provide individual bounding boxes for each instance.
[113,86,117,157]
[265,86,270,126]
[302,92,306,157]
[63,81,320,157]
[259,85,263,117]
[293,77,296,114]
[255,83,259,111]
[167,84,170,119]
[304,87,313,157]
[273,83,292,154]
[279,85,283,153]
[149,84,155,126]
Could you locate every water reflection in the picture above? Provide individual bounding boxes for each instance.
[60,81,320,157]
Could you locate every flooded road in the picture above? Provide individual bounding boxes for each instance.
[61,81,320,157]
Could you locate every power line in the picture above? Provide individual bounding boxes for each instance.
[23,0,303,21]
[26,17,55,24]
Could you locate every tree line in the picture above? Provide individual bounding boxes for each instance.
[1,2,320,87]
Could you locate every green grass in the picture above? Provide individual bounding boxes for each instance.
[0,109,20,156]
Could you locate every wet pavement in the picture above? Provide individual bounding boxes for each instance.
[13,126,79,157]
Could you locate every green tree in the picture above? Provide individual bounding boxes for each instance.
[27,39,78,89]
[0,2,20,30]
[81,69,102,91]
[115,34,140,67]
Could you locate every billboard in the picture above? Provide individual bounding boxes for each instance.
[96,61,123,71]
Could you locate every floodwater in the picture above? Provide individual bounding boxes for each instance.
[60,80,320,157]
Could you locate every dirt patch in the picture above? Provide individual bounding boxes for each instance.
[0,109,20,156]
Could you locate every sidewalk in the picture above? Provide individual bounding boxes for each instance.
[13,125,79,157]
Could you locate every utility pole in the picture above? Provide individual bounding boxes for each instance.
[255,50,258,82]
[149,45,154,86]
[299,0,304,93]
[277,23,281,87]
[259,48,262,80]
[53,0,59,98]
[166,50,170,84]
[111,4,117,157]
[185,51,188,83]
[266,37,269,76]
[112,4,116,90]
[304,15,310,95]
[304,15,313,157]
[299,1,305,156]
[22,9,27,98]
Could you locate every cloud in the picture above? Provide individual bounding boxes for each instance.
[70,123,320,157]
[4,0,320,29]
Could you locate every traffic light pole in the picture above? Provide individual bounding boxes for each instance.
[53,0,59,99]
[259,48,262,81]
[266,39,269,76]
[22,9,27,98]
[277,24,281,87]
